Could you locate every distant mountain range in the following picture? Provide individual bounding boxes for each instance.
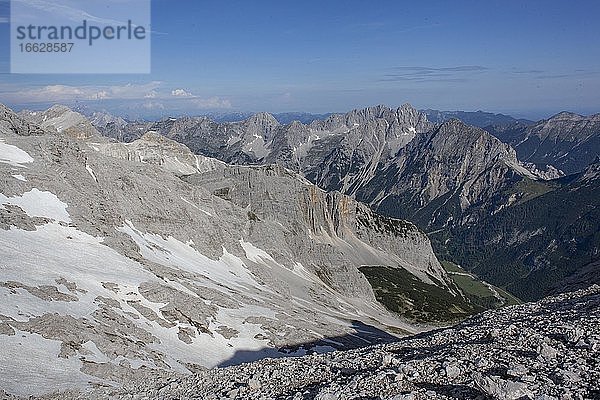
[79,109,332,125]
[422,109,534,127]
[81,103,600,302]
[485,111,600,175]
[82,107,537,128]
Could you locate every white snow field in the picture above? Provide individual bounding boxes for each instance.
[0,138,34,167]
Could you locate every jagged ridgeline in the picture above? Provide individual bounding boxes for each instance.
[1,103,482,396]
[91,104,600,302]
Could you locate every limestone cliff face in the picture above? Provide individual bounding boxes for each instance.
[183,161,451,297]
[357,119,530,228]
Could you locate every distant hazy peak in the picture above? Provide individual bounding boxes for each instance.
[45,104,73,115]
[547,111,586,120]
[546,110,600,123]
[245,112,279,126]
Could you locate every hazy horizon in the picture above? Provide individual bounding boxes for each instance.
[1,0,599,120]
[4,100,596,123]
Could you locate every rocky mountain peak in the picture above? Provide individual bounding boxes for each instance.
[486,109,600,175]
[354,116,528,227]
[548,111,585,121]
[20,105,101,140]
[435,118,512,151]
[246,112,279,127]
[343,104,407,125]
[287,120,305,129]
[398,103,419,114]
[437,117,469,130]
[345,104,388,118]
[89,111,128,129]
[44,104,73,117]
[0,103,45,136]
[139,130,192,153]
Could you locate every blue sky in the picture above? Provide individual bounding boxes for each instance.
[1,0,599,119]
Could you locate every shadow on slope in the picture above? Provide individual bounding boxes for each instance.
[218,320,399,367]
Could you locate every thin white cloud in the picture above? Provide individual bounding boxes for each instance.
[0,82,232,110]
[171,89,193,97]
[107,82,162,99]
[191,97,232,109]
[12,0,125,26]
[0,82,163,103]
[142,101,165,110]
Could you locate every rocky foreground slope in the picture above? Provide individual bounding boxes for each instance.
[20,285,599,400]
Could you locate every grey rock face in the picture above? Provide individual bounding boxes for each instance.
[1,105,45,137]
[298,104,432,195]
[93,104,433,195]
[93,106,538,232]
[357,119,531,228]
[182,163,449,292]
[43,286,600,400]
[20,105,101,139]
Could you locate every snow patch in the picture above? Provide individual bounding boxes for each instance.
[119,221,262,290]
[240,240,277,266]
[0,329,101,396]
[291,262,318,283]
[85,164,98,183]
[0,138,34,167]
[0,189,71,222]
[180,196,212,216]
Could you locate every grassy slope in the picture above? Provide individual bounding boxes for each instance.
[359,265,483,324]
[440,261,521,308]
